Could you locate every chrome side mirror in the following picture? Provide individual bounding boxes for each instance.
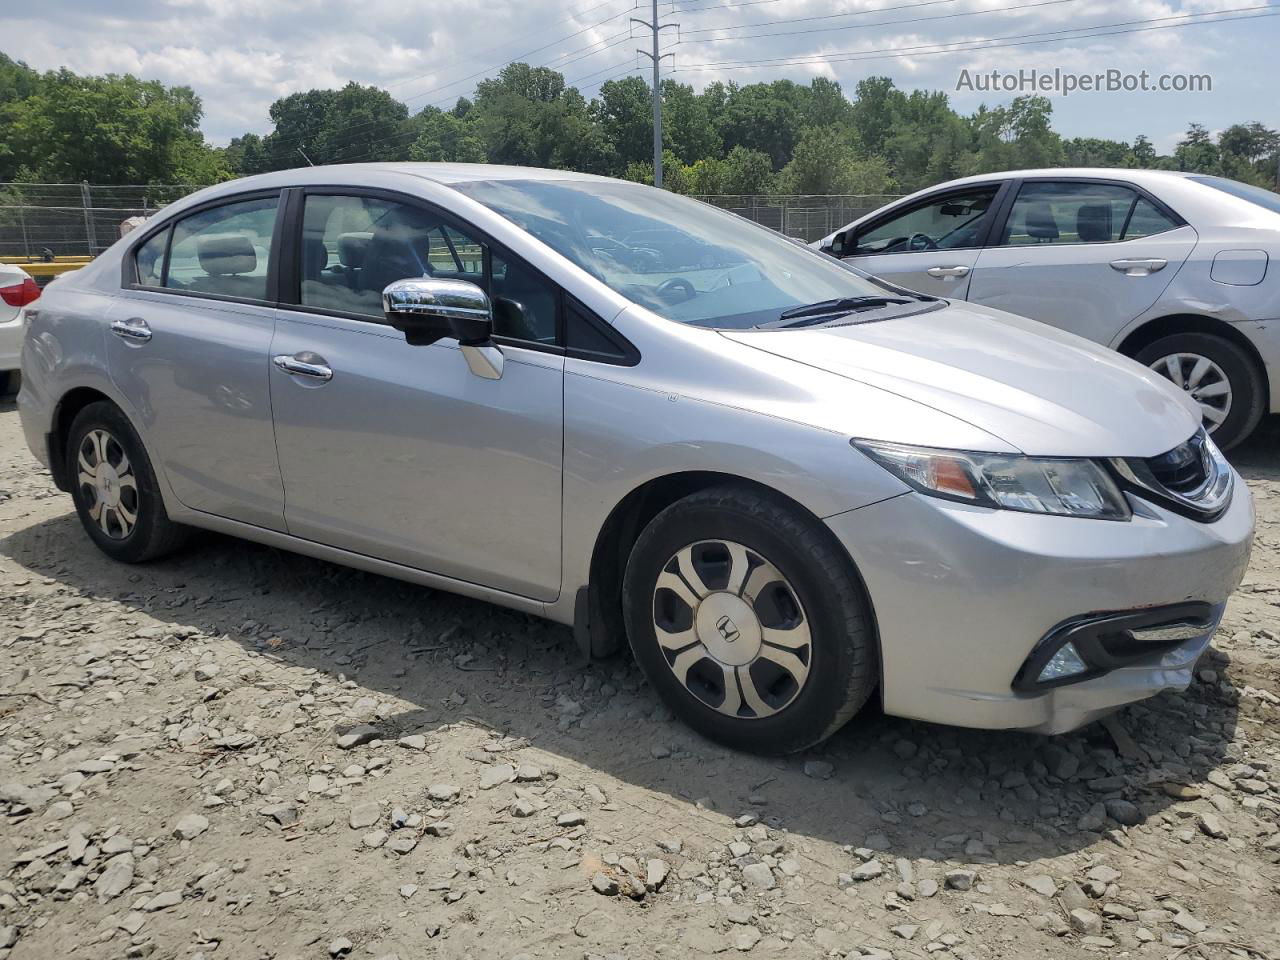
[382,277,503,379]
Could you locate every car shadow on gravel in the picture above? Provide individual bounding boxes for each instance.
[0,482,1249,867]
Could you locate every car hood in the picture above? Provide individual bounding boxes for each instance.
[720,301,1201,458]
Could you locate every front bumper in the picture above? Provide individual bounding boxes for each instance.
[827,476,1254,733]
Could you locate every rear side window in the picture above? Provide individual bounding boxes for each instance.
[1001,182,1177,246]
[164,196,279,301]
[134,228,168,286]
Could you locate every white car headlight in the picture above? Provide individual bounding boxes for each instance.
[853,440,1131,521]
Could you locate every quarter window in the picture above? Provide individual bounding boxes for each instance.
[852,188,999,254]
[165,196,278,300]
[299,193,557,343]
[134,228,168,286]
[1001,182,1177,246]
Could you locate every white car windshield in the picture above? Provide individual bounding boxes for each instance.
[453,178,907,329]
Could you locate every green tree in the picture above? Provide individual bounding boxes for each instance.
[778,127,895,195]
[3,70,213,183]
[407,108,486,163]
[662,80,720,166]
[719,82,803,170]
[595,76,653,170]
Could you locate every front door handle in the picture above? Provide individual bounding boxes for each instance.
[926,265,971,278]
[110,318,152,342]
[272,353,333,382]
[1110,258,1167,276]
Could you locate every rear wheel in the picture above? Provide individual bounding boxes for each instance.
[622,485,877,754]
[1136,332,1264,450]
[66,401,188,563]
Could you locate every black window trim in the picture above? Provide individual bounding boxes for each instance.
[843,180,1013,257]
[277,184,639,364]
[989,176,1187,249]
[121,188,287,308]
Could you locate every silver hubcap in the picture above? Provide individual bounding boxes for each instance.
[1149,352,1232,433]
[652,540,811,720]
[77,429,138,540]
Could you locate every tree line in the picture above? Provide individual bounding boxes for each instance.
[2,53,1278,196]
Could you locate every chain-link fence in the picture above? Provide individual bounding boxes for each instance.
[0,183,902,259]
[0,182,208,259]
[693,194,903,242]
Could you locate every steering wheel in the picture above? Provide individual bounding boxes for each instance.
[908,232,938,251]
[656,277,696,304]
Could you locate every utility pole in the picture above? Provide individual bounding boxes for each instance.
[632,1,677,188]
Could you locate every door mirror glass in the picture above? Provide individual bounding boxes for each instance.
[382,277,493,347]
[828,229,852,257]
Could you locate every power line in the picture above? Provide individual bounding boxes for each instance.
[680,0,965,34]
[679,0,1082,44]
[676,3,1280,69]
[263,3,639,154]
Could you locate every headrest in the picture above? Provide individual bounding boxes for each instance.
[1023,202,1059,240]
[338,232,373,268]
[198,234,256,276]
[1076,203,1113,243]
[303,236,328,279]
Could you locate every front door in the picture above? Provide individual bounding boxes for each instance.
[838,184,1005,298]
[108,193,285,531]
[268,190,565,601]
[968,179,1195,345]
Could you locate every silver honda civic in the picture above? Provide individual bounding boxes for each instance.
[17,164,1255,753]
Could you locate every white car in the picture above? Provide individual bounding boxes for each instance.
[816,169,1280,448]
[0,263,39,394]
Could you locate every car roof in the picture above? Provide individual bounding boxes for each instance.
[933,167,1207,189]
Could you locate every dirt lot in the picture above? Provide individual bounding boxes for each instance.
[1,398,1279,960]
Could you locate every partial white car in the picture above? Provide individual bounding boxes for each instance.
[0,263,40,394]
[815,169,1280,448]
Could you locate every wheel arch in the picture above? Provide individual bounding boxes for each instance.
[47,386,117,492]
[1116,313,1270,397]
[577,470,881,673]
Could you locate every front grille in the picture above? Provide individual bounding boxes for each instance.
[1146,432,1211,496]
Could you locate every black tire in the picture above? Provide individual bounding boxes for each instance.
[622,485,877,754]
[1135,332,1265,451]
[66,401,189,563]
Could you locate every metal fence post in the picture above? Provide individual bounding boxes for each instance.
[80,181,94,256]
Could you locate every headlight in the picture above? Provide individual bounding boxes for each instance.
[853,440,1131,521]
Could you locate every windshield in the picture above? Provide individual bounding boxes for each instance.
[1189,176,1280,215]
[452,178,898,329]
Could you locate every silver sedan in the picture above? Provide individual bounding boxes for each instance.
[816,168,1280,449]
[18,164,1253,752]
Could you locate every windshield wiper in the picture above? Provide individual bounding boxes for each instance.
[767,296,914,328]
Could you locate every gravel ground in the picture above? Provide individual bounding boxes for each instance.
[1,396,1279,960]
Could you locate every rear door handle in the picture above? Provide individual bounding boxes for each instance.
[1110,258,1167,276]
[273,353,333,382]
[926,265,971,278]
[110,318,152,342]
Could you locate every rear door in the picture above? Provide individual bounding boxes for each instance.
[968,178,1195,344]
[835,183,1008,298]
[108,193,285,531]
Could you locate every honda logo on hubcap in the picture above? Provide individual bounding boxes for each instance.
[716,615,740,643]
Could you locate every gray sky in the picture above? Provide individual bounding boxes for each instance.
[3,0,1277,152]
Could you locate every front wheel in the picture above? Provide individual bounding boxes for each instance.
[1136,332,1264,450]
[622,486,878,754]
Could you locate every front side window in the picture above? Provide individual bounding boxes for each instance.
[853,188,998,255]
[165,196,278,300]
[453,178,896,330]
[1000,182,1175,246]
[299,193,555,343]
